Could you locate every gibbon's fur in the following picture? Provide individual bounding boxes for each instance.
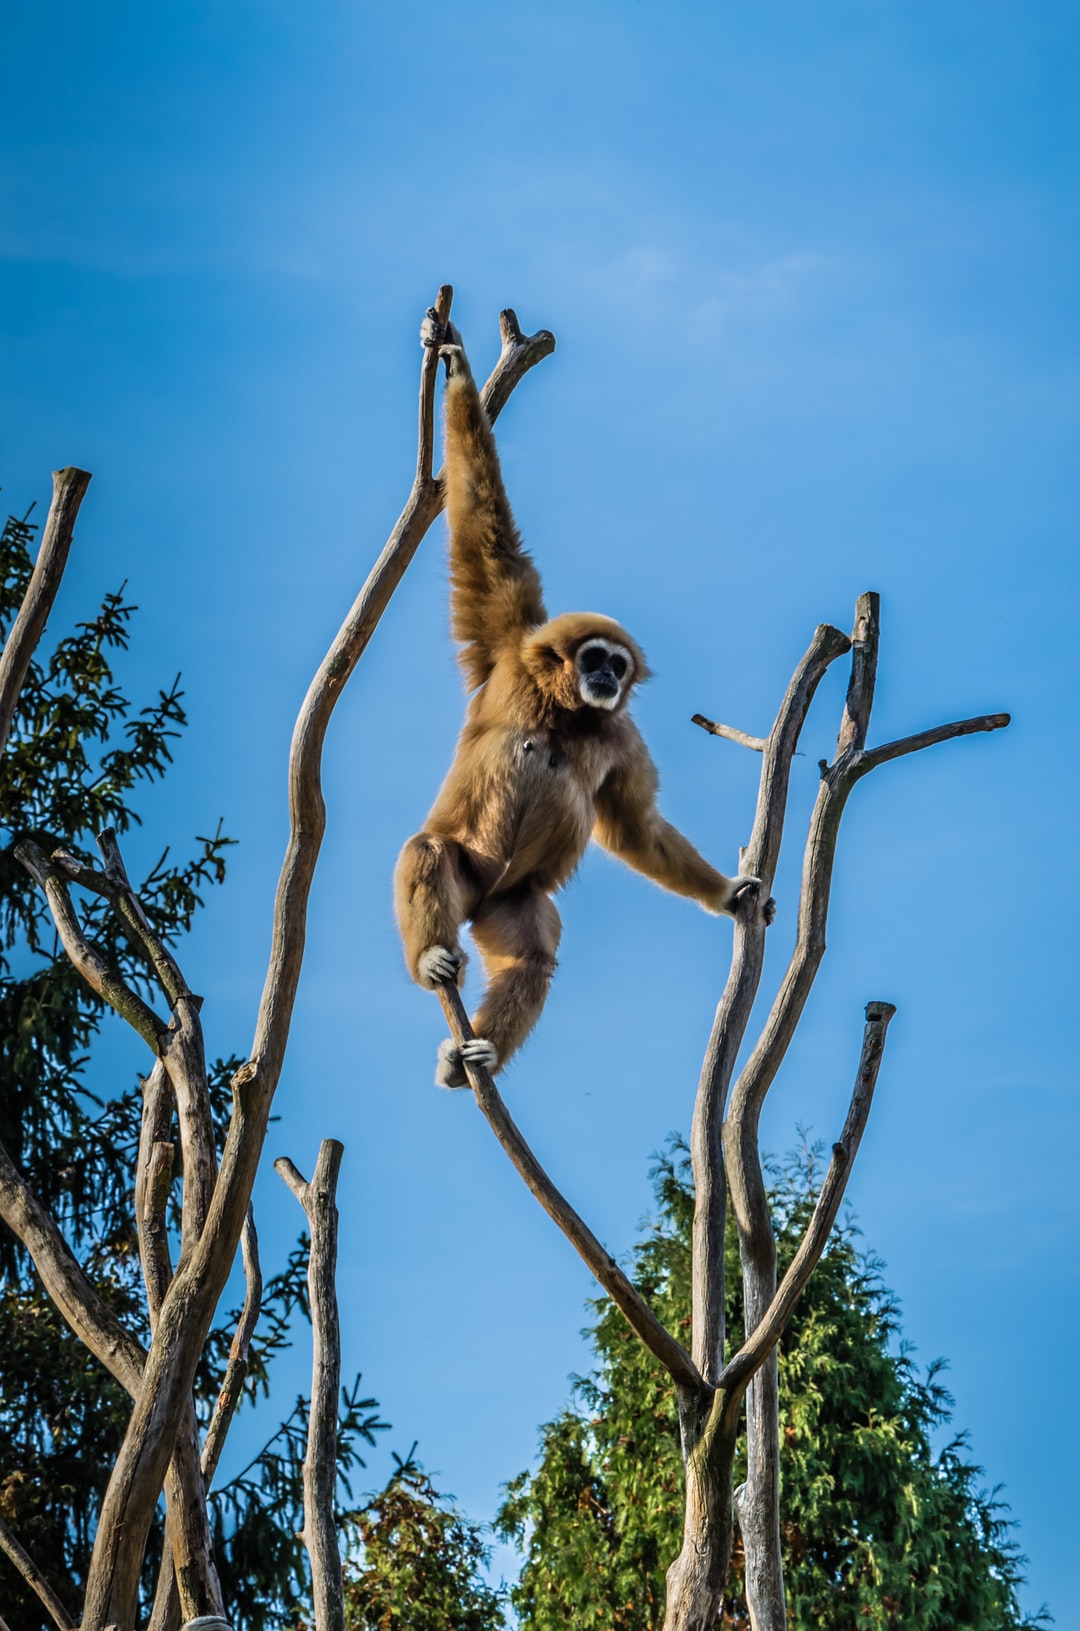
[395,316,765,1089]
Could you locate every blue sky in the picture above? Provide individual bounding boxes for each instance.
[2,0,1077,1619]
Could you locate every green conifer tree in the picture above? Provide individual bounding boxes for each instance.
[341,1453,508,1631]
[0,499,384,1628]
[497,1141,1049,1631]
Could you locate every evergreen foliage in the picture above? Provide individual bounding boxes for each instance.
[497,1140,1048,1630]
[341,1453,508,1631]
[0,500,385,1628]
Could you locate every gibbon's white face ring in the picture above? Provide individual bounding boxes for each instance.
[575,640,634,711]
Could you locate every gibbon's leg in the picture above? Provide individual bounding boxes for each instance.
[394,834,478,989]
[469,888,562,1070]
[434,887,562,1089]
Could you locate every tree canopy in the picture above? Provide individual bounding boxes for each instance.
[0,500,384,1628]
[497,1141,1048,1631]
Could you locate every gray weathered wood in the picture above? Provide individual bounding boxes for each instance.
[0,466,90,759]
[75,288,555,1631]
[722,593,1009,1631]
[0,1512,77,1630]
[435,980,704,1393]
[276,1144,346,1631]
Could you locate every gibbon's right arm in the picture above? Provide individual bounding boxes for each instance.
[593,720,769,918]
[424,315,547,691]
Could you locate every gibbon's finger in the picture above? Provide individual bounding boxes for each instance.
[460,1038,499,1070]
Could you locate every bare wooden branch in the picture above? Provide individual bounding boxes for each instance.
[14,841,166,1050]
[435,981,704,1393]
[276,1142,346,1631]
[50,839,191,1008]
[160,995,217,1261]
[691,713,766,752]
[834,590,879,757]
[0,1138,145,1395]
[148,1213,262,1631]
[141,1141,175,1323]
[0,466,91,759]
[858,711,1011,773]
[722,594,1010,1631]
[691,623,851,1389]
[201,1209,262,1486]
[102,826,193,1004]
[79,289,556,1631]
[416,284,454,486]
[0,1117,218,1625]
[0,1512,76,1631]
[136,1062,175,1325]
[721,1002,896,1391]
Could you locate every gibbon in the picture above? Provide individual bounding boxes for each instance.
[395,314,768,1089]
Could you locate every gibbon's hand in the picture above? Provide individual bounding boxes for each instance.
[730,875,776,926]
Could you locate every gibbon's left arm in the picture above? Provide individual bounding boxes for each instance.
[427,318,547,692]
[593,722,756,916]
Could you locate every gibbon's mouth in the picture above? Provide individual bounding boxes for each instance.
[581,674,621,708]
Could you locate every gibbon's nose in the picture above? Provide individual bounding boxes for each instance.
[590,669,619,697]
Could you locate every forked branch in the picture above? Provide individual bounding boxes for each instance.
[77,288,556,1631]
[718,591,1009,1631]
[690,621,852,1387]
[720,1001,896,1391]
[0,1513,76,1631]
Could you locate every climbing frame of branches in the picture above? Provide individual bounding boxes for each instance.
[0,286,554,1631]
[0,287,1007,1631]
[438,604,1008,1629]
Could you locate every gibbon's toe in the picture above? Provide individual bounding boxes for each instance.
[460,1037,499,1072]
[435,1039,468,1090]
[418,944,463,988]
[763,896,777,927]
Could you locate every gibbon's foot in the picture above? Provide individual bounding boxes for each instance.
[435,1036,499,1090]
[730,875,776,925]
[417,944,464,988]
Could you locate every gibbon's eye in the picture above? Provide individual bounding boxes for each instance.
[608,654,629,680]
[579,645,607,674]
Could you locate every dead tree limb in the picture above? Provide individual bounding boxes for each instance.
[0,1513,77,1631]
[0,466,90,759]
[16,831,226,1625]
[436,980,703,1393]
[70,288,554,1631]
[147,1212,263,1631]
[276,1143,346,1631]
[200,1210,263,1487]
[690,622,852,1392]
[720,593,1009,1631]
[429,584,1005,1631]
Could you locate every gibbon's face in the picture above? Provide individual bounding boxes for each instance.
[574,638,634,711]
